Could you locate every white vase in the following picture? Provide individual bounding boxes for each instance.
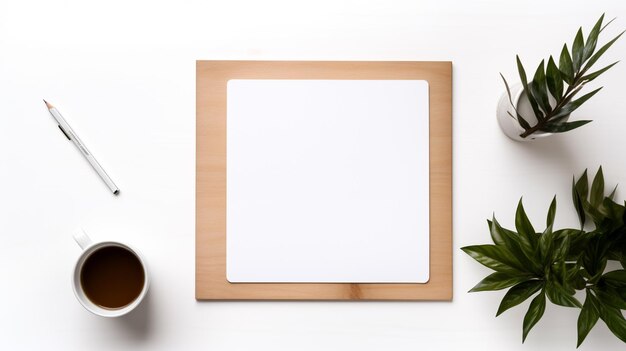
[496,83,554,142]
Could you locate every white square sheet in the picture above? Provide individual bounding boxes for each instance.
[226,79,429,283]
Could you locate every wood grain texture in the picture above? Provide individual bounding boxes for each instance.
[196,61,452,300]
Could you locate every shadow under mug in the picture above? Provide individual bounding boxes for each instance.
[72,229,149,317]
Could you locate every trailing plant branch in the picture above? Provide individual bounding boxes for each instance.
[462,167,626,347]
[500,14,624,138]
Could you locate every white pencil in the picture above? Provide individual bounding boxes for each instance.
[44,100,120,195]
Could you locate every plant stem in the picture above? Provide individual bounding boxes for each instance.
[519,75,582,138]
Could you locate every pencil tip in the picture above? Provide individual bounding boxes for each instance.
[43,99,52,109]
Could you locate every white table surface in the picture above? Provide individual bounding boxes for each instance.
[1,0,625,350]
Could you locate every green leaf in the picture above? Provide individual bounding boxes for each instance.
[546,56,564,100]
[500,73,513,104]
[492,216,521,245]
[549,84,585,120]
[545,115,570,128]
[523,291,546,343]
[542,120,592,134]
[493,217,543,275]
[501,74,530,129]
[600,17,616,33]
[583,14,604,63]
[590,166,605,208]
[582,61,619,82]
[560,263,576,287]
[545,87,602,128]
[487,219,505,246]
[609,184,618,200]
[582,236,609,283]
[554,228,583,240]
[553,233,571,262]
[539,225,554,264]
[573,270,587,290]
[559,44,575,85]
[603,270,626,287]
[577,291,600,347]
[560,229,588,261]
[596,287,626,309]
[546,281,582,308]
[517,55,543,120]
[572,177,587,228]
[583,30,625,73]
[531,60,552,114]
[515,198,537,255]
[566,87,603,113]
[598,304,626,343]
[497,280,543,316]
[499,73,520,117]
[469,272,530,292]
[576,170,590,201]
[461,245,522,273]
[600,197,625,226]
[572,27,585,71]
[547,196,557,228]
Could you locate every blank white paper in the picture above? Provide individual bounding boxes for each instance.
[226,79,429,283]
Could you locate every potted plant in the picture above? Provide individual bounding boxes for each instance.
[461,168,626,346]
[497,15,623,141]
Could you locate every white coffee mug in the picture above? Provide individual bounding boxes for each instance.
[72,229,149,317]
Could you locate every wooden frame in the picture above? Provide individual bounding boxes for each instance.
[196,61,452,300]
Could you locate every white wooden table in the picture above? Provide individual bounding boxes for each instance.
[1,0,625,349]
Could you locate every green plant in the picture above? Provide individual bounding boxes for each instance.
[501,14,623,138]
[462,167,626,347]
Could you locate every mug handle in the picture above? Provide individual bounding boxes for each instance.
[73,228,93,250]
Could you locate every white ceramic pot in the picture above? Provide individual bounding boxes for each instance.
[496,83,553,142]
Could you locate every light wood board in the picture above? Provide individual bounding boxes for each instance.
[196,61,452,300]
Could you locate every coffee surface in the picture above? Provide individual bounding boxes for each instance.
[80,246,145,309]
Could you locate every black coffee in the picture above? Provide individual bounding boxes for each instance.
[80,246,145,309]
